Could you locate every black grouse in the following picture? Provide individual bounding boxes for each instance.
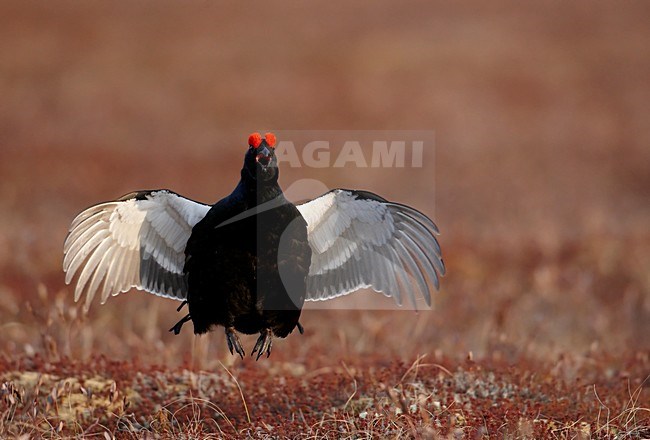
[63,132,445,359]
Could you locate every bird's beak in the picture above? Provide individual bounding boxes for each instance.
[255,145,273,169]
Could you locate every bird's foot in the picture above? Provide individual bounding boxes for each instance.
[169,313,191,335]
[225,327,245,359]
[296,322,304,335]
[251,328,273,361]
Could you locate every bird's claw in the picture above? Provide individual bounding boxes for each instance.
[251,329,273,361]
[169,313,191,335]
[225,327,245,359]
[296,322,304,334]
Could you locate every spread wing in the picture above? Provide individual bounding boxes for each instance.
[63,190,210,310]
[297,189,445,308]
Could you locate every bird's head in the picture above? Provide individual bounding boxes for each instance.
[244,132,278,183]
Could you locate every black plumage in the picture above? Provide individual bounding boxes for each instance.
[180,136,311,358]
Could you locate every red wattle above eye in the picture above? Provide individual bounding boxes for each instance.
[248,132,263,148]
[264,132,277,148]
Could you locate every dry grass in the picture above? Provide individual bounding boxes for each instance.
[1,354,648,438]
[1,0,649,437]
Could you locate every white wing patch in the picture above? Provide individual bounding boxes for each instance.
[63,190,210,310]
[297,189,445,308]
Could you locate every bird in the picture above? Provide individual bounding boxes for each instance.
[63,132,445,360]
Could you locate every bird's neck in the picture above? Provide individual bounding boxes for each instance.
[236,174,283,206]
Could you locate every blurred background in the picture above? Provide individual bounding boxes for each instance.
[1,0,649,368]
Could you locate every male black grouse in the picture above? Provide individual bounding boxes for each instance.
[63,132,445,359]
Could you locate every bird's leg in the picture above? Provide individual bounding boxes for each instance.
[296,322,304,335]
[176,300,188,312]
[251,328,273,361]
[169,313,191,335]
[225,327,245,359]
